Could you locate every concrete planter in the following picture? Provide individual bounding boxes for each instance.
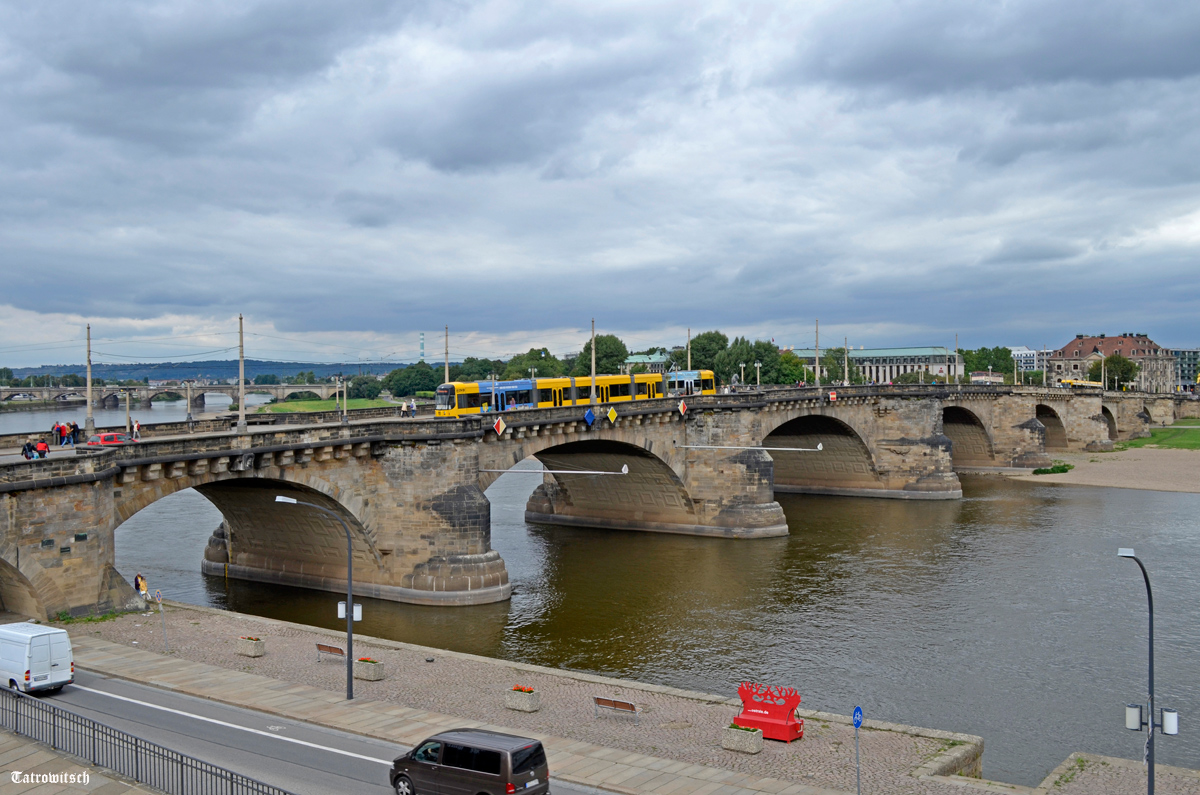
[505,689,541,713]
[353,659,385,681]
[236,638,265,658]
[722,726,763,754]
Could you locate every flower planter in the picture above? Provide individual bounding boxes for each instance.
[722,726,763,754]
[353,659,385,681]
[505,689,541,713]
[236,637,265,658]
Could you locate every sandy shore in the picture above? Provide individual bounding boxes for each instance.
[1008,448,1200,493]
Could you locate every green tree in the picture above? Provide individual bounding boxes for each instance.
[962,346,1015,376]
[570,335,629,377]
[820,347,865,384]
[449,357,506,382]
[502,348,565,380]
[1087,354,1139,390]
[348,374,383,399]
[253,373,280,385]
[669,330,728,371]
[383,362,442,396]
[777,351,815,384]
[0,367,11,382]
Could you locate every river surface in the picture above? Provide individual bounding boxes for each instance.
[0,395,274,436]
[113,472,1200,787]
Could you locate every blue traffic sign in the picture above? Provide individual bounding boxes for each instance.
[584,408,596,426]
[853,706,863,728]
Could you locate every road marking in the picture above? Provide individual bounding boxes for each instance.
[71,685,393,765]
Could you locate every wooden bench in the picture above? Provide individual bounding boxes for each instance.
[593,696,641,725]
[316,643,345,662]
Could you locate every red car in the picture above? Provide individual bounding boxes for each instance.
[86,433,137,446]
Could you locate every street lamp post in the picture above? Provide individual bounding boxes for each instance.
[1118,548,1181,795]
[754,361,761,388]
[276,496,356,700]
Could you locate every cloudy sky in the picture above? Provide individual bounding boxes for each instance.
[2,0,1199,367]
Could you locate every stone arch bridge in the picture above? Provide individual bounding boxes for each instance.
[0,382,339,409]
[0,385,1187,619]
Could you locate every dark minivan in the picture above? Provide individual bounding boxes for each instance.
[391,729,550,795]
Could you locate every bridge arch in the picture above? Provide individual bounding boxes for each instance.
[942,406,995,467]
[0,557,44,620]
[1101,406,1117,440]
[519,439,703,536]
[763,414,885,496]
[1036,404,1068,450]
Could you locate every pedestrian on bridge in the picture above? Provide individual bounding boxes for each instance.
[21,439,35,460]
[409,399,417,418]
[35,439,49,459]
[60,423,74,448]
[50,422,60,446]
[133,419,141,440]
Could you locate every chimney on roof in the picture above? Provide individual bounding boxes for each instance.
[1076,334,1084,339]
[1099,333,1105,338]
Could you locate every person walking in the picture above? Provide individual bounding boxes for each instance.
[409,399,417,418]
[133,419,141,440]
[35,438,50,459]
[61,424,75,447]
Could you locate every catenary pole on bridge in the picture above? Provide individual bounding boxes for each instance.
[815,319,820,388]
[590,318,597,405]
[444,325,449,384]
[237,314,246,434]
[844,336,849,387]
[85,324,94,436]
[687,327,691,370]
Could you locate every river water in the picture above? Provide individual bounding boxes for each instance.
[113,472,1200,787]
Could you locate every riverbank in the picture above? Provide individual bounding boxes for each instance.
[1008,447,1200,493]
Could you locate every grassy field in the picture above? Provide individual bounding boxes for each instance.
[1117,420,1200,450]
[256,398,398,414]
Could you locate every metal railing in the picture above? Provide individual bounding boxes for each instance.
[0,686,297,795]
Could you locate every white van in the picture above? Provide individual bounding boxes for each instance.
[0,623,74,693]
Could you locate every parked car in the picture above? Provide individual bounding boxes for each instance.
[86,433,136,446]
[0,622,74,693]
[391,729,549,795]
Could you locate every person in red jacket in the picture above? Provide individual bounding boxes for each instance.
[35,439,50,459]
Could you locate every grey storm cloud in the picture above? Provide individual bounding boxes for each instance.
[1,0,1199,358]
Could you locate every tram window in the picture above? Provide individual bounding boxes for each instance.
[702,379,715,391]
[512,389,532,404]
[458,393,482,409]
[612,382,630,397]
[636,382,647,396]
[538,388,553,403]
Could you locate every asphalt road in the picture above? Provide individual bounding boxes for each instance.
[44,670,594,795]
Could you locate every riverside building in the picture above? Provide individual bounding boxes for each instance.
[1046,333,1175,392]
[791,347,965,383]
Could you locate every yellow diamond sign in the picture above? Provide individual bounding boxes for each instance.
[607,407,618,423]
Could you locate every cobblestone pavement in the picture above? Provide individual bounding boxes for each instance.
[63,604,1198,795]
[0,729,162,794]
[1033,753,1200,795]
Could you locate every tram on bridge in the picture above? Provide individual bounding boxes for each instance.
[435,370,717,418]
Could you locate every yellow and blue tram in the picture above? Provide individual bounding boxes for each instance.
[434,370,717,418]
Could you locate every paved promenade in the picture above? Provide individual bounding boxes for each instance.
[61,603,980,794]
[57,603,1200,795]
[0,729,161,794]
